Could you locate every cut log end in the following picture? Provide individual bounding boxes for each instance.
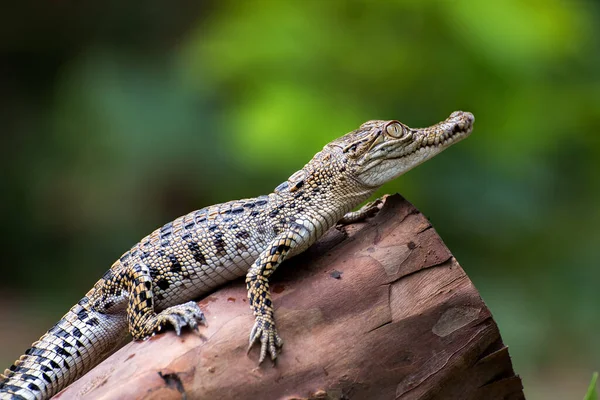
[54,194,525,400]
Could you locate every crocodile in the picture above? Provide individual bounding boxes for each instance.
[0,111,474,399]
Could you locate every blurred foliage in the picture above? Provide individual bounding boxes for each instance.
[1,1,599,399]
[584,372,598,400]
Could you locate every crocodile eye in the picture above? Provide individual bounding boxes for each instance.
[385,122,403,138]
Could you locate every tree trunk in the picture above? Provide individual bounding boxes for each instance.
[54,194,525,400]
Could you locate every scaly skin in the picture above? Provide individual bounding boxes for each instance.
[0,111,474,400]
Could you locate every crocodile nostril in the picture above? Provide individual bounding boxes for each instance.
[463,112,475,126]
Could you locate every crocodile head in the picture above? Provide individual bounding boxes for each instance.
[330,111,474,188]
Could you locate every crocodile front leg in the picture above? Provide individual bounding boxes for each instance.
[338,197,384,224]
[245,225,306,363]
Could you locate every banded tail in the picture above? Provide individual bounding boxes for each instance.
[0,296,127,400]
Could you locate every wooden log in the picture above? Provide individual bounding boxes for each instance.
[54,194,525,400]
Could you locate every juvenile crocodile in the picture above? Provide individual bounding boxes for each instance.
[0,111,474,399]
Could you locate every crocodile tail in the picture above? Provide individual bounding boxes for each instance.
[0,296,127,400]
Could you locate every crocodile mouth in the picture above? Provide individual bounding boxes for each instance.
[405,112,474,156]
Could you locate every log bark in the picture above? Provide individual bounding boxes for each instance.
[54,194,525,400]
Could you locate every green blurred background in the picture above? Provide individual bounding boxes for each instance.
[1,1,598,398]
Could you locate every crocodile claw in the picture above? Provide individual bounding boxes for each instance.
[155,301,206,336]
[247,317,283,364]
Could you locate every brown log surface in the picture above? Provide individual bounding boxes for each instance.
[54,194,524,400]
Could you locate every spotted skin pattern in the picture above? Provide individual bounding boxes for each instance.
[0,111,474,399]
